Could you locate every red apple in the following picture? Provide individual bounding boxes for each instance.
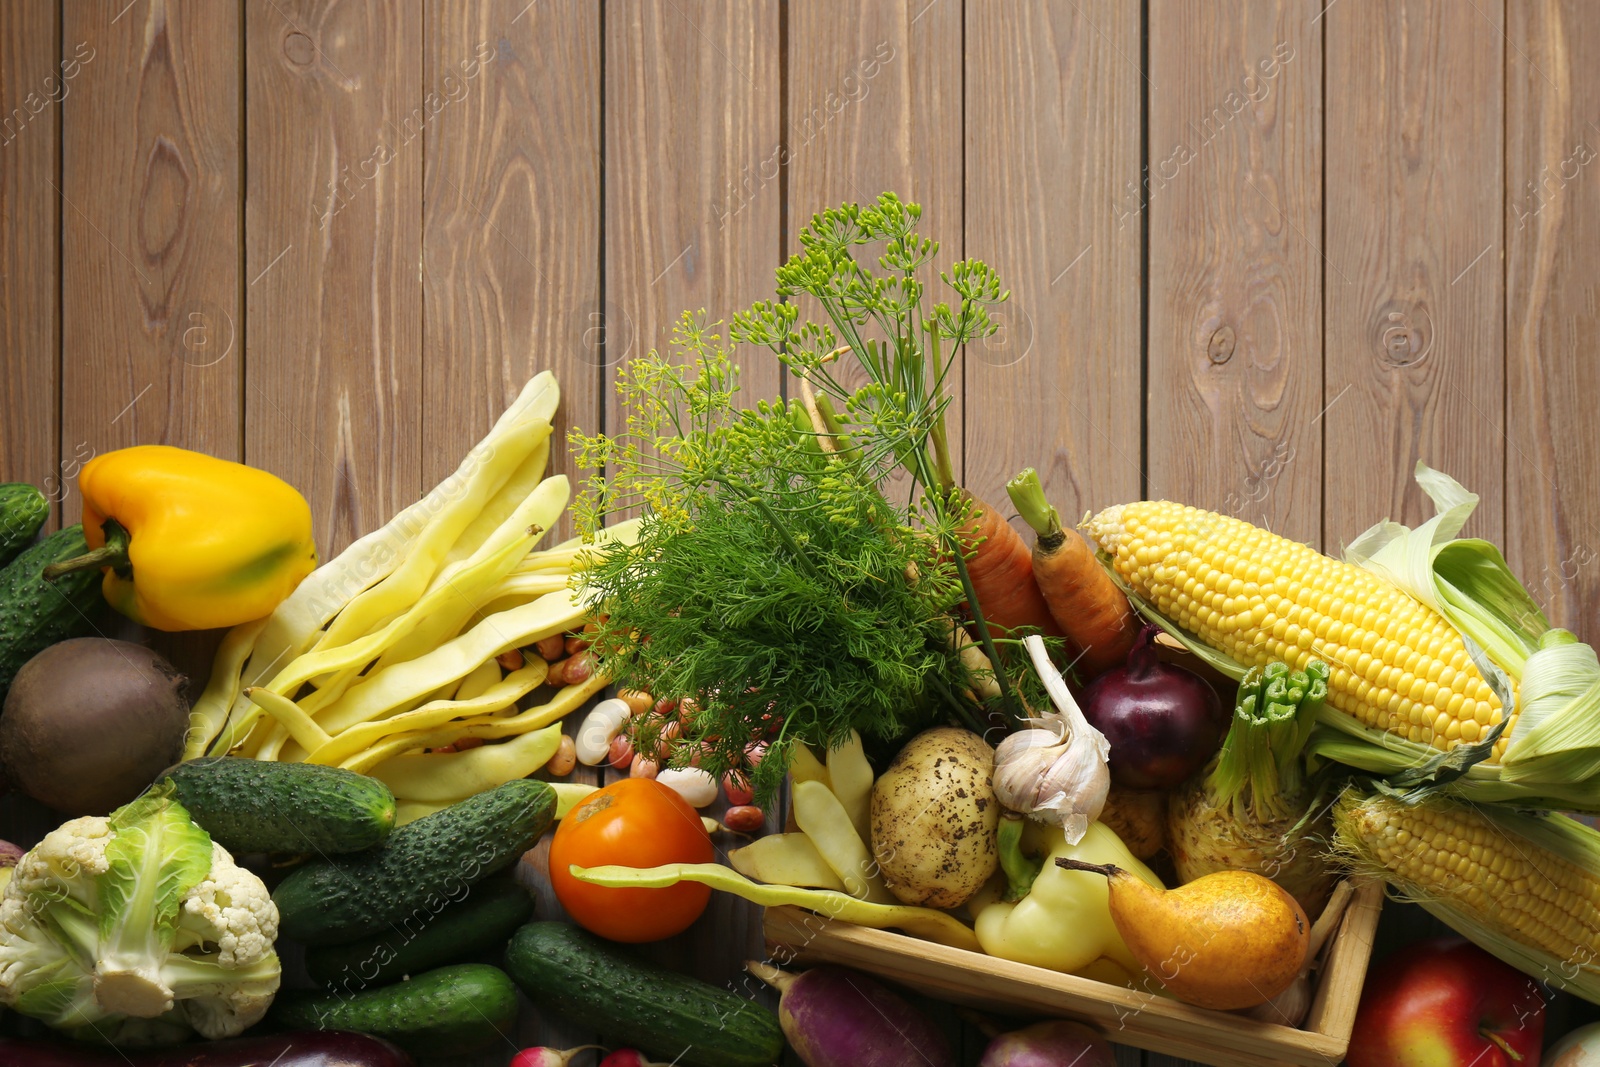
[1346,936,1545,1067]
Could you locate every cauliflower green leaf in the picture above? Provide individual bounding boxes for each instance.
[0,785,279,1045]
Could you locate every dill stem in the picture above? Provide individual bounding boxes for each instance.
[725,479,822,583]
[948,528,1023,731]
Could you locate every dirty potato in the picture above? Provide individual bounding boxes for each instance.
[870,726,998,907]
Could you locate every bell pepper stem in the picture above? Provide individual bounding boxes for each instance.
[1054,857,1121,879]
[43,518,133,581]
[998,814,1045,902]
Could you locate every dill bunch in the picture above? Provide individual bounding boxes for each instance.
[572,315,972,801]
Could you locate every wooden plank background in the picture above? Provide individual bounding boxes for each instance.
[5,1,1600,1064]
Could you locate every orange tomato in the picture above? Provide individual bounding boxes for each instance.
[548,777,714,942]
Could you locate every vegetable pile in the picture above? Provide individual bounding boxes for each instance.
[2,187,1598,1067]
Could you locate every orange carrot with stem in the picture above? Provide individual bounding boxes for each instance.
[953,487,1064,640]
[1006,468,1136,678]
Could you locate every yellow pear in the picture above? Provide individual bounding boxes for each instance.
[1056,858,1309,1010]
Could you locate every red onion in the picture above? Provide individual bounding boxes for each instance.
[1080,625,1226,789]
[978,1020,1117,1067]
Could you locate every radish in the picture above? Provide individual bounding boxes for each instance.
[598,1051,672,1067]
[747,961,954,1067]
[977,1020,1116,1066]
[511,1046,604,1067]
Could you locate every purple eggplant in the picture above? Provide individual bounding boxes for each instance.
[978,1020,1117,1067]
[0,1031,413,1067]
[748,961,954,1067]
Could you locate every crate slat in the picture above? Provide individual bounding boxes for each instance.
[765,880,1384,1067]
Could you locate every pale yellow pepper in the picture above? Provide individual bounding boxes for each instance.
[971,815,1163,980]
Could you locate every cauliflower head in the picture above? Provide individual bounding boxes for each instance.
[0,785,280,1045]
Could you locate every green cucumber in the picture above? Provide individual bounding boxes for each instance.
[271,962,517,1056]
[505,921,785,1067]
[0,484,48,569]
[304,876,534,990]
[164,757,396,855]
[273,778,554,944]
[0,526,105,693]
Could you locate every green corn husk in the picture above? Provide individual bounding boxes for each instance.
[1168,660,1336,916]
[1335,785,1600,1005]
[1107,462,1600,811]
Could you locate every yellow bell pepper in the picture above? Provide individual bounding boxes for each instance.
[47,445,316,631]
[971,814,1163,981]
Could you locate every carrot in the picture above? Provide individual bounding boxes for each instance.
[954,487,1064,639]
[1005,468,1136,678]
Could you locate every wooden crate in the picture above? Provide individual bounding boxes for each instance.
[764,880,1384,1067]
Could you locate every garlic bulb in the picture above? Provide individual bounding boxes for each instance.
[991,635,1111,843]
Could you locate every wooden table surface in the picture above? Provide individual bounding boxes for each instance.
[5,2,1600,1064]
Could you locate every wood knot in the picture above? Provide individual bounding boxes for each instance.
[1207,324,1236,364]
[283,32,316,67]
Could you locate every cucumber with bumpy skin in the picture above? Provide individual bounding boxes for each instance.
[272,963,517,1056]
[505,921,785,1067]
[273,778,554,944]
[0,526,104,693]
[304,876,533,990]
[164,756,396,855]
[0,484,48,569]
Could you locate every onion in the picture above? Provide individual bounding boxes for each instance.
[1080,625,1226,789]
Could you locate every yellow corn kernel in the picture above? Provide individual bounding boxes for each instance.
[1087,501,1518,760]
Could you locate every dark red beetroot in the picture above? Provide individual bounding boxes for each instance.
[749,961,954,1067]
[978,1020,1117,1067]
[1080,626,1226,790]
[0,1032,413,1067]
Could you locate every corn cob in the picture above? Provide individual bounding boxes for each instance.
[1335,788,1600,1000]
[1086,501,1515,760]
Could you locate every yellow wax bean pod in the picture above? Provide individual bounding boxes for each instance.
[397,784,596,828]
[475,572,570,607]
[304,661,547,768]
[369,722,564,801]
[515,518,643,575]
[210,373,558,756]
[395,800,450,827]
[247,663,360,762]
[569,863,980,951]
[340,728,467,775]
[318,587,590,734]
[184,618,266,759]
[312,413,556,653]
[336,673,607,774]
[825,730,874,843]
[729,833,848,891]
[440,433,554,570]
[244,688,332,754]
[791,779,895,903]
[787,743,830,790]
[219,543,569,758]
[448,674,608,740]
[454,658,503,701]
[266,477,569,697]
[372,477,571,672]
[552,783,597,818]
[512,551,582,574]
